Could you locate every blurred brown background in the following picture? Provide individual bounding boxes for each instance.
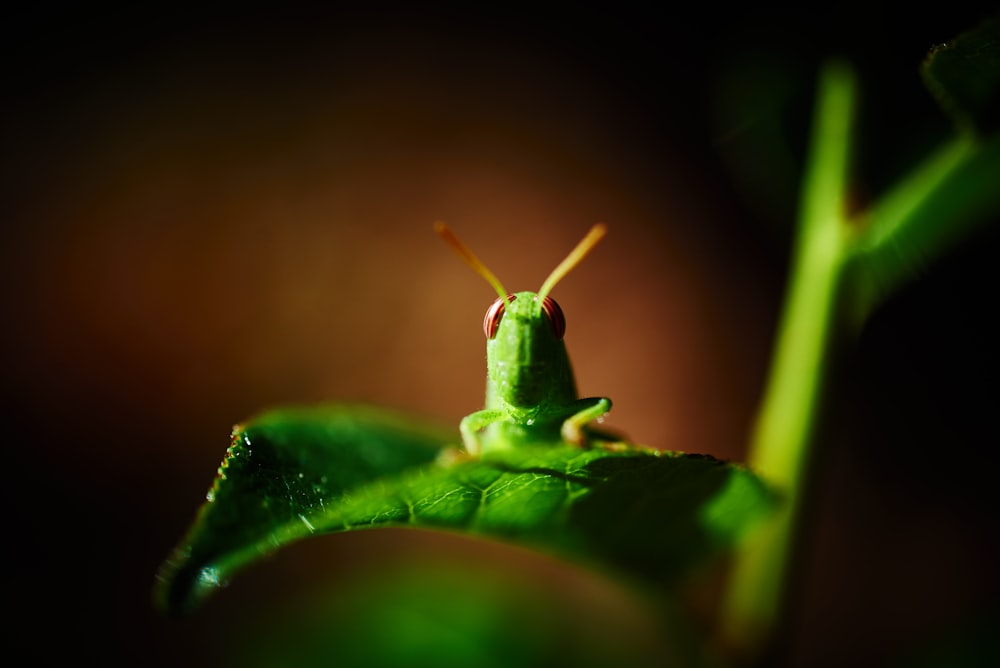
[2,5,997,667]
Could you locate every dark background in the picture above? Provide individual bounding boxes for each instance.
[2,4,997,666]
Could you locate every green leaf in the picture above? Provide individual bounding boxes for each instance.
[156,405,773,615]
[234,562,678,668]
[154,404,456,615]
[922,16,1000,137]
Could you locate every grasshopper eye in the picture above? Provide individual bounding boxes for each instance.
[484,294,517,339]
[540,296,566,340]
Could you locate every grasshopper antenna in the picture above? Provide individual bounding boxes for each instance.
[434,222,510,302]
[537,223,607,301]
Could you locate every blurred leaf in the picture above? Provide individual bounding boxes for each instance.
[156,405,773,616]
[235,562,677,668]
[922,16,1000,137]
[712,54,805,229]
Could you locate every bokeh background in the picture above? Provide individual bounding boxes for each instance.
[2,4,997,666]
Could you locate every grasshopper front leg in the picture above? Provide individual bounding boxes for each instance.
[560,397,612,446]
[459,408,506,456]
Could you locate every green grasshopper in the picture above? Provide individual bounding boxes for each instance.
[436,222,614,456]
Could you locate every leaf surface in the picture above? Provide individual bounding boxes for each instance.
[155,404,455,614]
[156,405,773,615]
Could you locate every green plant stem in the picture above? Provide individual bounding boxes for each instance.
[718,61,857,660]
